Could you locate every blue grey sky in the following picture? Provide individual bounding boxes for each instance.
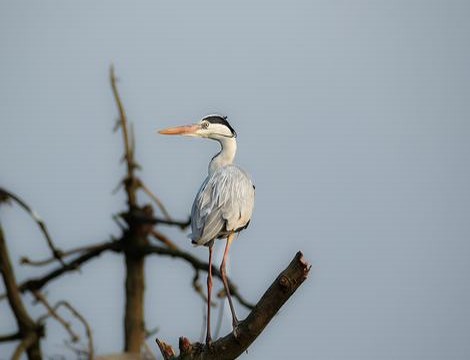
[1,0,470,359]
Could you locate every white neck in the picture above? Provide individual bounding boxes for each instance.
[209,137,237,174]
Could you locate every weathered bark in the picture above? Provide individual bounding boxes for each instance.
[156,251,311,360]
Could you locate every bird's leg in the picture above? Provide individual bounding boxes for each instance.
[220,233,239,330]
[206,243,214,346]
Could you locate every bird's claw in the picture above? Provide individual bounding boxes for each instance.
[232,321,241,339]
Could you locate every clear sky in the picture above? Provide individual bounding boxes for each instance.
[1,0,470,359]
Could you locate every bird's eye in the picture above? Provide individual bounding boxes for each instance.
[201,121,209,129]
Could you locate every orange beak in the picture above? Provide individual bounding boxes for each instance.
[158,124,200,136]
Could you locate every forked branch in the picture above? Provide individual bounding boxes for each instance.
[156,251,311,360]
[0,187,65,267]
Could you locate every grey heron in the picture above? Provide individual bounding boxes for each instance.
[159,114,255,344]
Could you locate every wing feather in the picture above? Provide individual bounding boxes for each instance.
[190,165,255,246]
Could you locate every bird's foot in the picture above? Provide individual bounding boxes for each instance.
[205,335,213,348]
[232,319,241,339]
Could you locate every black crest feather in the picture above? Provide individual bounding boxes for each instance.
[202,114,237,137]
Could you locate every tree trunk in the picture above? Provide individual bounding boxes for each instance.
[124,247,146,353]
[123,225,148,353]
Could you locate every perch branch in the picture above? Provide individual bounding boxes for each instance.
[156,251,311,360]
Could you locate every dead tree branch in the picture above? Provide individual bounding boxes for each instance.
[156,251,311,360]
[34,292,80,343]
[150,229,179,250]
[138,179,173,221]
[12,333,38,360]
[0,224,43,359]
[0,331,21,342]
[20,242,112,267]
[0,187,65,267]
[111,65,147,352]
[110,65,139,208]
[0,240,121,301]
[147,215,191,229]
[118,211,190,230]
[140,244,255,310]
[55,301,94,359]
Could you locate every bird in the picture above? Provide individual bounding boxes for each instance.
[158,114,255,345]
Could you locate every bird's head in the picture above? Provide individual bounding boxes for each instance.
[158,114,237,140]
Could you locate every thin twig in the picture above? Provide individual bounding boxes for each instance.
[121,211,190,229]
[0,187,65,267]
[145,326,160,339]
[147,215,191,229]
[192,269,216,306]
[21,243,110,267]
[63,340,89,358]
[34,291,80,343]
[110,65,140,209]
[138,180,173,221]
[0,240,121,301]
[56,300,94,359]
[140,244,254,310]
[36,299,94,359]
[150,229,178,250]
[110,66,133,177]
[113,213,128,231]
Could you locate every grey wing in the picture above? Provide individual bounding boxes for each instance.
[190,165,255,246]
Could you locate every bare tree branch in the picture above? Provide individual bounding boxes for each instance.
[138,179,173,222]
[35,292,80,343]
[156,251,311,360]
[119,211,190,229]
[145,326,160,339]
[55,300,94,359]
[150,229,179,250]
[0,187,65,267]
[0,224,43,359]
[192,269,216,307]
[0,240,121,301]
[140,244,255,310]
[150,216,191,229]
[0,331,21,342]
[110,65,138,208]
[12,333,38,360]
[21,243,112,267]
